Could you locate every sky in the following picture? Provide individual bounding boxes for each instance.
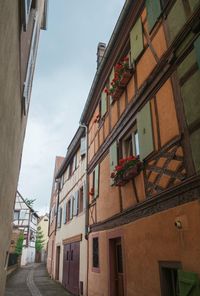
[18,0,125,215]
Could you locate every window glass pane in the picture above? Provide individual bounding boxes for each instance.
[134,132,140,156]
[93,237,99,268]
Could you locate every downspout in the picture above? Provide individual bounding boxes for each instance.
[79,123,89,296]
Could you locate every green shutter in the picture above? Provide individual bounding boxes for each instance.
[178,270,200,295]
[167,0,187,43]
[194,36,200,70]
[130,17,144,63]
[189,0,200,11]
[63,201,66,224]
[146,0,161,32]
[94,164,99,199]
[190,129,200,173]
[73,191,79,216]
[181,70,200,127]
[177,50,197,80]
[109,141,118,185]
[137,101,154,160]
[101,91,107,117]
[70,196,73,220]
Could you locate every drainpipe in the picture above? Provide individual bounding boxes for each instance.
[79,122,89,296]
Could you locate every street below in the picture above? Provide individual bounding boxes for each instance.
[5,263,72,296]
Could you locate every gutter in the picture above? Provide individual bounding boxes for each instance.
[80,0,132,124]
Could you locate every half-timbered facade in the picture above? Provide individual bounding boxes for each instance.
[79,0,200,295]
[47,156,64,276]
[51,127,88,296]
[13,191,38,266]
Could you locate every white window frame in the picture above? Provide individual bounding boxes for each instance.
[23,12,39,115]
[22,0,33,31]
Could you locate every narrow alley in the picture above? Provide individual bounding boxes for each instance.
[5,264,72,296]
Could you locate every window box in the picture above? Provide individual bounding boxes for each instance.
[105,56,133,102]
[111,156,142,187]
[113,175,128,187]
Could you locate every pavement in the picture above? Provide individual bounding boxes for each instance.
[5,263,72,296]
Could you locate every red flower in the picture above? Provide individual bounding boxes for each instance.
[115,165,123,171]
[127,156,136,161]
[89,188,94,195]
[110,172,115,178]
[104,88,109,94]
[119,158,126,165]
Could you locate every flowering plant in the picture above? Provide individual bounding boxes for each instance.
[111,156,142,186]
[89,188,94,196]
[94,114,100,124]
[104,56,130,97]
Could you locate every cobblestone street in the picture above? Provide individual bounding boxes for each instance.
[5,264,72,296]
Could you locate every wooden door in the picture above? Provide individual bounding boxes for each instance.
[115,241,124,296]
[62,242,80,296]
[55,246,60,280]
[69,242,80,296]
[109,237,124,296]
[62,244,70,289]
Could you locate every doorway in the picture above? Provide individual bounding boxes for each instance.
[55,246,60,281]
[63,242,80,296]
[109,237,124,296]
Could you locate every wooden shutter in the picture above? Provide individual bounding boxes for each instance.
[60,207,62,227]
[73,191,79,216]
[130,17,144,63]
[80,137,86,156]
[178,270,200,295]
[194,36,200,69]
[109,141,118,185]
[109,67,115,104]
[57,206,61,228]
[94,165,99,199]
[83,181,87,209]
[167,0,186,43]
[137,101,154,160]
[101,92,107,117]
[189,0,200,12]
[63,201,67,224]
[146,0,161,32]
[70,196,73,220]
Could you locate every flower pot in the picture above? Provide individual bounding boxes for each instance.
[111,87,124,99]
[120,70,132,87]
[114,176,128,186]
[123,166,139,180]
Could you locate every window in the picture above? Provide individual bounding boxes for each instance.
[22,0,32,31]
[23,13,39,115]
[57,207,62,228]
[121,127,140,158]
[78,187,84,214]
[159,262,181,296]
[20,210,26,220]
[67,200,71,222]
[92,165,99,199]
[92,237,99,269]
[80,137,86,157]
[13,210,20,221]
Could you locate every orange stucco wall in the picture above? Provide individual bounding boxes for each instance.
[88,201,200,296]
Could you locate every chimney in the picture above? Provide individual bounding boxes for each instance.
[97,42,106,69]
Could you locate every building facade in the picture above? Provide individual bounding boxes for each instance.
[47,156,64,276]
[0,0,48,293]
[37,214,49,262]
[48,127,88,296]
[13,191,38,266]
[79,0,200,295]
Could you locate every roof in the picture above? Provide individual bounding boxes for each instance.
[80,0,132,124]
[56,126,85,179]
[16,191,39,218]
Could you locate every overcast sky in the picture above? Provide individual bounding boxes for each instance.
[18,0,125,215]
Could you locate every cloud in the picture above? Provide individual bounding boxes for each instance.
[18,0,125,215]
